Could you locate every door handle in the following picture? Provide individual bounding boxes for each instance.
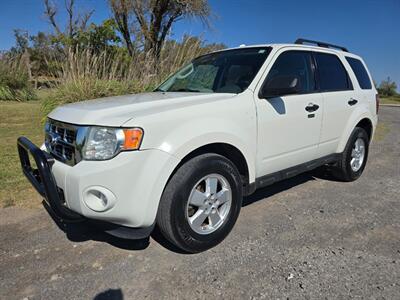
[348,98,358,106]
[305,103,319,112]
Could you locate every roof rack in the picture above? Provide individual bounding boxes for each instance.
[295,38,349,52]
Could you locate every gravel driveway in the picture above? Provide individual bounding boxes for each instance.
[1,107,399,300]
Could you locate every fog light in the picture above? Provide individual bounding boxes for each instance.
[83,186,116,212]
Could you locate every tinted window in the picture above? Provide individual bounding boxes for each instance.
[346,57,372,89]
[158,47,271,93]
[315,53,352,91]
[265,51,316,94]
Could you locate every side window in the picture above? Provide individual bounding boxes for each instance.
[315,53,352,92]
[345,57,372,89]
[265,51,316,94]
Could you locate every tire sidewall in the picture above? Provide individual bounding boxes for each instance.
[168,155,242,252]
[343,128,369,180]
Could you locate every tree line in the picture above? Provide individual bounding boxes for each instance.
[376,77,398,97]
[0,0,224,101]
[0,0,398,101]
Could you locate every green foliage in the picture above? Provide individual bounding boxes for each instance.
[10,29,29,54]
[0,58,36,101]
[378,77,398,97]
[75,19,121,53]
[29,32,64,77]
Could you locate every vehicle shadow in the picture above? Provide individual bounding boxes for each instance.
[43,202,150,251]
[243,166,342,206]
[94,288,124,300]
[44,201,187,253]
[266,97,286,115]
[243,172,314,207]
[243,166,339,206]
[44,167,335,253]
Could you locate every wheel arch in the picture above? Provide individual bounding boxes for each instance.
[167,142,253,196]
[337,113,376,153]
[355,118,373,141]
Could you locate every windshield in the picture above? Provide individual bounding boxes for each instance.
[157,47,271,94]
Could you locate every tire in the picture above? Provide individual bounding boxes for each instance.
[332,127,370,182]
[156,153,243,253]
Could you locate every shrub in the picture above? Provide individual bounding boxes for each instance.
[378,77,398,97]
[0,57,37,101]
[41,36,223,116]
[41,78,141,117]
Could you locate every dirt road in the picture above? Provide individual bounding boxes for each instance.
[1,107,399,299]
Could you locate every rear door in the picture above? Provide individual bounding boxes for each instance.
[254,49,323,177]
[345,56,377,115]
[314,51,356,156]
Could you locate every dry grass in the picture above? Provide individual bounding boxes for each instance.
[0,56,37,101]
[0,101,43,208]
[374,122,390,142]
[380,96,400,105]
[41,38,222,116]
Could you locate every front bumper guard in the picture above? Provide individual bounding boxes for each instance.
[17,136,82,220]
[17,136,154,239]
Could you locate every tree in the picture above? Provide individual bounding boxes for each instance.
[378,77,398,97]
[109,0,211,64]
[11,30,29,54]
[29,31,64,78]
[108,0,136,57]
[75,19,122,54]
[9,30,32,81]
[43,0,94,49]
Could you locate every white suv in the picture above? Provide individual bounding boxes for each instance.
[18,39,378,253]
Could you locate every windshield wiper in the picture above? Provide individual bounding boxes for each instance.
[170,88,202,93]
[153,87,165,92]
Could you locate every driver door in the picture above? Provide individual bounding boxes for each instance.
[255,49,323,177]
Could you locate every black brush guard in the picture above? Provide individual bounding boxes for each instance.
[17,136,82,221]
[17,137,154,239]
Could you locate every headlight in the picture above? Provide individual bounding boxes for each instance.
[82,127,143,160]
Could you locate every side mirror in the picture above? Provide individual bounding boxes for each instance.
[259,75,301,98]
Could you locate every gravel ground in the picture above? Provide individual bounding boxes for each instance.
[1,107,399,300]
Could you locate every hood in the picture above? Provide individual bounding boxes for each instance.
[48,92,236,127]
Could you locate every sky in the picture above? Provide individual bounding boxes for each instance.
[0,0,399,87]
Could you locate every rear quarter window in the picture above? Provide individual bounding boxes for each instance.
[345,57,372,89]
[315,52,352,92]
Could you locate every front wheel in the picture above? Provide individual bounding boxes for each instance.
[156,153,243,253]
[332,127,370,182]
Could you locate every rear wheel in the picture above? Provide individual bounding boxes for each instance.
[332,127,369,182]
[156,153,243,253]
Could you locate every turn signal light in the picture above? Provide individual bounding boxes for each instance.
[123,128,144,150]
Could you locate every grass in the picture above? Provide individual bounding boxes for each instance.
[0,57,37,101]
[0,101,43,208]
[40,39,221,117]
[380,96,400,105]
[374,122,390,142]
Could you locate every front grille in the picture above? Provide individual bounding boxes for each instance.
[45,119,79,166]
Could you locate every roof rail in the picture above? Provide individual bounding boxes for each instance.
[295,38,349,52]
